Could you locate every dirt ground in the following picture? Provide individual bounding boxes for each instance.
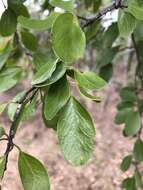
[0,64,134,190]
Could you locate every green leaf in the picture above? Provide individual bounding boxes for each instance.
[0,66,22,92]
[0,9,17,37]
[120,155,132,172]
[35,62,66,87]
[44,76,70,120]
[97,46,119,68]
[32,59,57,85]
[128,0,143,20]
[115,108,132,125]
[57,97,95,166]
[0,42,12,70]
[135,170,143,188]
[124,110,141,136]
[85,20,100,42]
[134,139,143,161]
[120,87,137,102]
[52,13,86,64]
[122,177,136,190]
[0,156,6,178]
[99,64,113,82]
[33,52,50,71]
[18,152,50,190]
[77,86,101,102]
[42,107,59,130]
[102,23,119,48]
[50,0,75,12]
[18,12,60,30]
[118,10,137,37]
[21,31,38,51]
[134,170,143,188]
[75,70,106,90]
[9,3,29,17]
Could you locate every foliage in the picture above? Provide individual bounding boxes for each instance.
[0,0,143,189]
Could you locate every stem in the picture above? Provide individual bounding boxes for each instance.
[3,86,37,177]
[82,1,127,28]
[1,0,6,9]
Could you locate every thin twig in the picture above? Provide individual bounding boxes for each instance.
[3,86,37,176]
[82,1,127,28]
[1,0,6,9]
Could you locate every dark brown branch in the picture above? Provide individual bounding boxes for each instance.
[82,1,127,28]
[3,86,37,176]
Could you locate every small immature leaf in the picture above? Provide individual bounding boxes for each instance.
[124,110,141,136]
[134,139,143,161]
[18,12,59,30]
[32,59,57,85]
[118,11,137,37]
[75,70,106,90]
[0,156,6,178]
[120,155,132,172]
[21,31,38,51]
[0,9,17,37]
[57,97,95,166]
[44,76,70,120]
[52,13,86,64]
[18,152,50,190]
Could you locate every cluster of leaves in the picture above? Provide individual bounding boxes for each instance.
[0,0,143,189]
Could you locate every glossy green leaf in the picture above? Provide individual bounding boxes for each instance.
[75,70,106,90]
[50,0,75,12]
[57,97,95,166]
[77,86,101,102]
[118,10,137,37]
[128,0,143,20]
[0,156,6,178]
[35,62,66,87]
[120,155,132,172]
[52,13,86,64]
[21,31,38,51]
[134,139,143,161]
[44,76,70,120]
[18,152,50,190]
[32,59,57,85]
[0,42,12,70]
[0,9,17,37]
[18,12,59,30]
[122,177,136,190]
[124,110,141,136]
